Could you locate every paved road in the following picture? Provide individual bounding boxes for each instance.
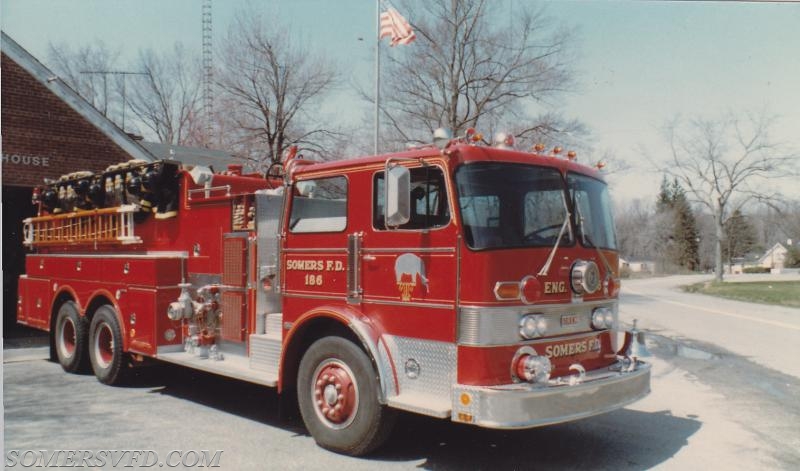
[3,276,799,469]
[619,275,800,469]
[620,274,800,377]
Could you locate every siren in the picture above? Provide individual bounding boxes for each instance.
[433,128,453,150]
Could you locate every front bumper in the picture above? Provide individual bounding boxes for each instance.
[451,362,651,429]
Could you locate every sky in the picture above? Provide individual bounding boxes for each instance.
[2,0,799,203]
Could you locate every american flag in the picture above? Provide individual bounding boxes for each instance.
[379,7,416,46]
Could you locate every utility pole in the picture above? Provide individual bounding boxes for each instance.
[374,0,380,155]
[80,70,149,131]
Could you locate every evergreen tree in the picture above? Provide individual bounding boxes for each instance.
[654,176,701,271]
[656,176,672,212]
[722,209,757,264]
[785,245,800,269]
[670,181,700,270]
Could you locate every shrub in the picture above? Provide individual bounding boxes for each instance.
[785,246,800,268]
[742,266,770,274]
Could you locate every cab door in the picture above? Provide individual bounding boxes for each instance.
[281,175,351,325]
[357,163,458,343]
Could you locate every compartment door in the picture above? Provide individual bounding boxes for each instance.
[19,277,51,329]
[221,234,250,342]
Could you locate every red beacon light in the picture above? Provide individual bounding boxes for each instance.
[533,143,545,153]
[552,146,563,156]
[465,128,483,143]
[567,151,577,161]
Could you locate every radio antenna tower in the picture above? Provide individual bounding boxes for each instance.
[202,0,214,146]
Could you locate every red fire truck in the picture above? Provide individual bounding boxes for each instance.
[17,130,650,455]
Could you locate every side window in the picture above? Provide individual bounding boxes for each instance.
[373,166,450,230]
[289,176,347,233]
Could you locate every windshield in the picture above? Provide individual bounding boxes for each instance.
[568,172,617,250]
[455,163,573,250]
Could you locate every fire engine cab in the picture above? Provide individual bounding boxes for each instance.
[17,130,650,455]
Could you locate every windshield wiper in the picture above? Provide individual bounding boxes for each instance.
[537,194,573,277]
[573,193,614,290]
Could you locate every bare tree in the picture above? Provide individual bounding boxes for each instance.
[47,41,121,119]
[661,112,797,281]
[614,198,657,261]
[774,200,800,244]
[615,198,682,273]
[374,0,577,150]
[125,44,204,145]
[216,10,339,169]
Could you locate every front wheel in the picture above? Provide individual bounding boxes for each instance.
[297,336,396,456]
[88,305,129,385]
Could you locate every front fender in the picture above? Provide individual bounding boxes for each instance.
[280,306,397,402]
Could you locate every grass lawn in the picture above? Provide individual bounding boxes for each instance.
[682,281,800,308]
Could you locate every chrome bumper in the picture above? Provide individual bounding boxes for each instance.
[451,362,651,429]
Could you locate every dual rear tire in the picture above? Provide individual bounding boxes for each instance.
[54,302,88,373]
[54,302,127,385]
[88,305,128,385]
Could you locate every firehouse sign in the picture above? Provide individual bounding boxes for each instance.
[394,253,428,301]
[286,259,345,286]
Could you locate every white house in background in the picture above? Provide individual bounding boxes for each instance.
[619,258,654,273]
[758,243,788,270]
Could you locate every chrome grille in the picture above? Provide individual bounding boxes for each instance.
[458,300,616,346]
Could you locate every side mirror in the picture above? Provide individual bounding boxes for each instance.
[385,164,410,227]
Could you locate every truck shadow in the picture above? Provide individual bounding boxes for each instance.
[132,361,699,470]
[380,409,699,470]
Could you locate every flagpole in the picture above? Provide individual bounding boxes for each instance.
[374,0,380,155]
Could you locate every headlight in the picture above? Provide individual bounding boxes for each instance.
[571,259,600,295]
[519,314,547,339]
[591,307,614,330]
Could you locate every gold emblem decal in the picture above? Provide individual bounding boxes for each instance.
[394,254,429,301]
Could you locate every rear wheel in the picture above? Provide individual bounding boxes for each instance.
[297,336,396,456]
[54,302,88,373]
[88,305,128,385]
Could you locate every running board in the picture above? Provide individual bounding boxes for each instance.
[156,348,278,387]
